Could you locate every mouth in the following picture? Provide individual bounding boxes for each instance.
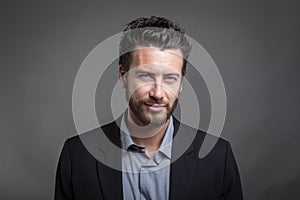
[144,103,166,112]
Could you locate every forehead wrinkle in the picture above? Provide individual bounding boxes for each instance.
[130,48,183,74]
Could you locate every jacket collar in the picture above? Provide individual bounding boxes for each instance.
[96,115,199,200]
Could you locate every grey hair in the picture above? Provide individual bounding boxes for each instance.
[119,16,192,76]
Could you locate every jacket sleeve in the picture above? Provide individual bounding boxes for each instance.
[54,140,74,200]
[223,142,244,200]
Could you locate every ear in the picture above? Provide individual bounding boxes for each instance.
[119,65,126,88]
[179,79,183,93]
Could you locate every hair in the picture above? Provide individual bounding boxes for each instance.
[119,16,192,76]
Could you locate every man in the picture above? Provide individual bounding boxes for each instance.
[55,16,243,200]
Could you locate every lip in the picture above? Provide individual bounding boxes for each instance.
[145,103,166,112]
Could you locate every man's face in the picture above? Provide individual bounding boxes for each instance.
[119,47,183,127]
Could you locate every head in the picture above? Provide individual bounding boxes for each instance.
[119,16,191,76]
[118,16,191,127]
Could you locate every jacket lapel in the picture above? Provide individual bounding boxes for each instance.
[169,118,198,200]
[96,120,124,200]
[96,161,123,199]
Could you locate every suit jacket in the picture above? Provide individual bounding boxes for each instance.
[55,117,243,200]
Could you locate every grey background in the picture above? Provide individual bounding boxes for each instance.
[1,0,299,199]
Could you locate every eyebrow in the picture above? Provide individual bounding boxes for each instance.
[135,70,156,76]
[163,73,180,78]
[135,70,180,77]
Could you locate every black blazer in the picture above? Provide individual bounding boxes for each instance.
[55,118,243,200]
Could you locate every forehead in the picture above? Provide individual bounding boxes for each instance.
[130,48,183,73]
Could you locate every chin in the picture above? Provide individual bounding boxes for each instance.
[148,114,169,126]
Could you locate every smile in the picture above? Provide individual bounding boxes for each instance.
[144,103,166,112]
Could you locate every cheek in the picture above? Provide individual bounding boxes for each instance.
[164,85,181,99]
[129,85,151,99]
[168,94,178,104]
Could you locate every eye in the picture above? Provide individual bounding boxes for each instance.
[139,74,150,78]
[137,73,154,82]
[164,76,178,83]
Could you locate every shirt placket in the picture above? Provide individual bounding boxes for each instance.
[139,152,160,200]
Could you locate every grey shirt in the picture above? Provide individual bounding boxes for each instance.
[120,116,174,200]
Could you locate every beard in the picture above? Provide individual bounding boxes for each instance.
[127,90,178,127]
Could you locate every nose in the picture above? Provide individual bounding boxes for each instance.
[149,82,164,100]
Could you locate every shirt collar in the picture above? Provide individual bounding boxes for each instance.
[120,114,173,159]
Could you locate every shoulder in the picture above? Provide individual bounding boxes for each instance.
[65,120,118,143]
[174,118,231,158]
[62,120,121,154]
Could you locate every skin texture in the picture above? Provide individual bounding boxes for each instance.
[119,47,184,157]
